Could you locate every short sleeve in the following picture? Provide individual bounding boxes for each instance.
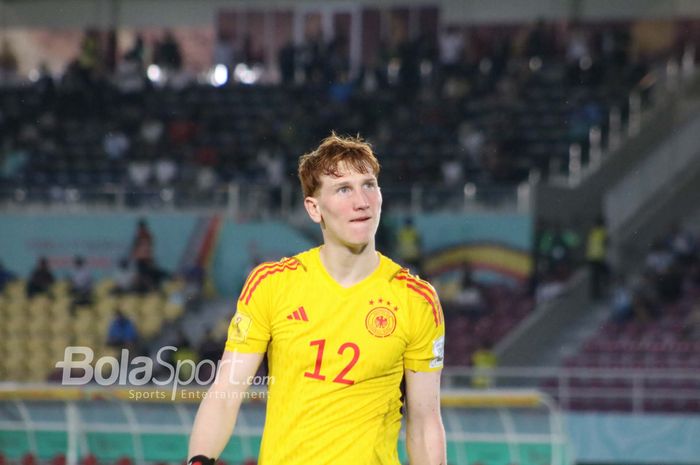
[404,284,445,372]
[224,263,274,354]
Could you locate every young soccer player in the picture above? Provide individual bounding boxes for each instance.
[188,134,446,465]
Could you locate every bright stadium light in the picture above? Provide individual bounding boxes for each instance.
[28,69,40,82]
[147,65,163,83]
[233,63,261,85]
[529,57,543,72]
[210,64,228,87]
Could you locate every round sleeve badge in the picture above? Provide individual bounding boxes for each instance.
[365,307,397,338]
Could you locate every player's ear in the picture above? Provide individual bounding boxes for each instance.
[304,196,322,224]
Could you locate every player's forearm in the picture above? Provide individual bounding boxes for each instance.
[406,414,447,465]
[188,387,243,458]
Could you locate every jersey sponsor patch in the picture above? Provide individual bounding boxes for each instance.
[430,336,445,368]
[365,306,397,338]
[229,312,252,343]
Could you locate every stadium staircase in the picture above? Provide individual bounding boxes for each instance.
[497,66,700,368]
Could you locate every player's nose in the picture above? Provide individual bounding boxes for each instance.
[353,189,370,210]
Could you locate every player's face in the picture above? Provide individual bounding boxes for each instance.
[305,162,382,249]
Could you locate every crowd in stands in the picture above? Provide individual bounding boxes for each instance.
[563,224,700,374]
[0,20,671,210]
[0,217,212,382]
[609,225,699,326]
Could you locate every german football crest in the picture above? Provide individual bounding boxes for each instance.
[365,306,397,338]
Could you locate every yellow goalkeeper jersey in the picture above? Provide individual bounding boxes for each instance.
[225,247,445,465]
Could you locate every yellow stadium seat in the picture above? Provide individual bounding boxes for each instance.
[49,336,72,357]
[5,280,26,299]
[50,315,71,337]
[96,295,117,315]
[119,294,141,314]
[95,278,115,298]
[163,301,184,321]
[28,317,50,337]
[6,316,28,335]
[26,364,50,382]
[50,280,70,299]
[162,279,184,296]
[6,300,27,318]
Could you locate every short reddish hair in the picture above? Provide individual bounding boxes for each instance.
[298,133,380,197]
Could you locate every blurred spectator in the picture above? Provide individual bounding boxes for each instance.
[196,166,218,193]
[154,30,183,72]
[682,304,700,341]
[69,256,93,305]
[0,40,19,81]
[524,18,554,59]
[128,157,152,187]
[183,264,205,302]
[665,224,697,265]
[0,140,29,180]
[112,258,135,294]
[278,41,296,85]
[656,261,683,303]
[566,27,590,64]
[457,121,485,167]
[439,26,464,73]
[586,216,608,299]
[471,341,497,389]
[27,257,55,297]
[630,271,659,322]
[645,238,674,274]
[441,156,464,187]
[113,54,146,94]
[140,116,165,146]
[107,310,138,349]
[213,31,235,77]
[103,127,130,161]
[396,217,422,275]
[77,29,103,83]
[154,156,178,186]
[0,260,17,292]
[124,34,145,68]
[610,275,633,322]
[452,267,485,319]
[131,219,154,276]
[132,257,169,293]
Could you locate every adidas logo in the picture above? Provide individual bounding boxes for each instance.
[286,306,309,321]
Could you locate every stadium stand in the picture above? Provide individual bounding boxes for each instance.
[0,276,184,382]
[4,3,700,464]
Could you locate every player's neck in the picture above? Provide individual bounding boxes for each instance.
[319,242,379,288]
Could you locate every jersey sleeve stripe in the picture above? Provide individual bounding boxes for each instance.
[239,258,294,302]
[242,259,301,305]
[397,270,438,300]
[406,283,440,327]
[395,273,441,327]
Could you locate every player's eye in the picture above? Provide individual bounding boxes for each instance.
[363,182,377,190]
[337,186,351,194]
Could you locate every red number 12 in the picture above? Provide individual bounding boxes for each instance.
[304,339,360,385]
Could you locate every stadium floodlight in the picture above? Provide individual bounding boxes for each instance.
[210,64,229,87]
[233,63,261,85]
[147,64,163,84]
